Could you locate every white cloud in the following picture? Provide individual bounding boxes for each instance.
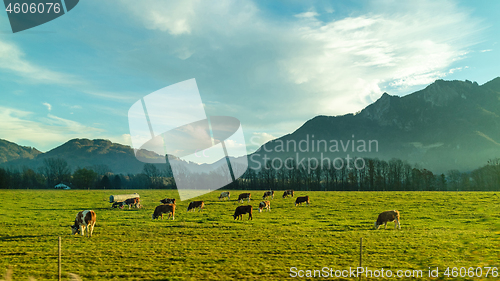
[279,1,481,112]
[0,40,78,85]
[118,0,199,35]
[114,0,483,141]
[42,102,52,111]
[251,132,276,144]
[0,106,104,152]
[295,11,319,18]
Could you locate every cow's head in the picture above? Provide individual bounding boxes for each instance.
[374,221,380,229]
[70,225,79,235]
[152,213,158,220]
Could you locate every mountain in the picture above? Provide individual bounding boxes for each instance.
[0,139,42,164]
[2,138,165,174]
[2,77,499,175]
[250,78,500,173]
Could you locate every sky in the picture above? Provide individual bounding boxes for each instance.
[0,0,499,154]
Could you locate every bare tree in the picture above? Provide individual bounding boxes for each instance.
[39,158,71,188]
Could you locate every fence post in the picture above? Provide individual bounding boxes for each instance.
[359,238,363,280]
[58,236,61,281]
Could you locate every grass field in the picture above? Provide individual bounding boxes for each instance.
[1,190,500,280]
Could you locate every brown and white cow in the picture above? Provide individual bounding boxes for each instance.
[123,197,141,209]
[282,190,294,198]
[160,198,176,205]
[111,201,124,209]
[294,196,310,206]
[259,201,271,212]
[218,191,230,201]
[238,193,251,203]
[262,191,274,200]
[374,210,400,230]
[152,204,175,220]
[70,210,96,238]
[187,201,204,212]
[233,205,253,220]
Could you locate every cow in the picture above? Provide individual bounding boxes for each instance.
[259,201,271,212]
[374,210,401,230]
[233,205,253,220]
[282,190,294,198]
[152,204,175,220]
[111,201,125,209]
[262,191,274,200]
[123,197,141,209]
[218,191,230,201]
[160,198,176,205]
[295,196,310,206]
[238,193,251,203]
[187,201,204,212]
[70,210,96,238]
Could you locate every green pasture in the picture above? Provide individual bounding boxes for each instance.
[1,190,500,280]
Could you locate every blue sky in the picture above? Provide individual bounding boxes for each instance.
[0,0,499,153]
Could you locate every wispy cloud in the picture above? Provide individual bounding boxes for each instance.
[82,90,139,102]
[295,11,319,18]
[0,40,79,86]
[277,1,481,114]
[0,106,104,151]
[118,0,482,120]
[42,102,52,111]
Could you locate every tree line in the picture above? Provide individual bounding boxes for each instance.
[0,157,499,191]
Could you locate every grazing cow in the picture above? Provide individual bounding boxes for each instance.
[374,210,401,230]
[259,201,271,212]
[160,198,176,205]
[262,191,274,200]
[152,204,175,220]
[233,205,253,220]
[282,190,294,198]
[123,197,141,209]
[187,201,204,212]
[70,210,96,238]
[219,191,230,201]
[111,201,125,209]
[295,196,310,206]
[238,193,251,203]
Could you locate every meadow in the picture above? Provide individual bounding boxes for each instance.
[1,190,500,280]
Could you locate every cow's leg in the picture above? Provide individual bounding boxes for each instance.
[89,223,94,237]
[395,219,400,229]
[384,222,387,229]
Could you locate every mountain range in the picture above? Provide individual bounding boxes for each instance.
[249,78,500,173]
[1,77,499,174]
